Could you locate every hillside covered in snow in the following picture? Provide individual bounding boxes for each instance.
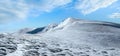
[1,17,120,56]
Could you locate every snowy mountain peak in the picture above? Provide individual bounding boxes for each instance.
[63,17,78,23]
[56,17,79,28]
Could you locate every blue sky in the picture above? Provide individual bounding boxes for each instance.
[0,0,120,33]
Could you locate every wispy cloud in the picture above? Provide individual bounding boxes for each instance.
[0,0,119,23]
[0,0,29,23]
[108,12,120,19]
[34,0,72,12]
[0,0,72,23]
[75,0,118,15]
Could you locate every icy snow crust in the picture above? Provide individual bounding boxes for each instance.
[1,18,120,56]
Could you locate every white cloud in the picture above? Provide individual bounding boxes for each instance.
[29,0,72,12]
[0,0,29,23]
[109,13,120,19]
[75,0,118,15]
[0,0,72,23]
[0,0,118,23]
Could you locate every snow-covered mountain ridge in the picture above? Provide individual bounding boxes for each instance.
[26,17,120,34]
[1,17,120,56]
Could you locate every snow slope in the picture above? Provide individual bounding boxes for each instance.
[1,17,120,56]
[41,17,120,48]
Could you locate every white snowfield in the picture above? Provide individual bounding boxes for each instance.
[1,17,120,56]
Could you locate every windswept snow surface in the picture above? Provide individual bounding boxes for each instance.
[1,18,120,56]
